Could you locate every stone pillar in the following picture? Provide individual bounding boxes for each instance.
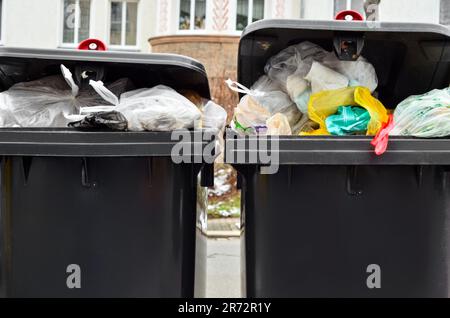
[149,35,240,120]
[157,0,171,35]
[212,0,231,32]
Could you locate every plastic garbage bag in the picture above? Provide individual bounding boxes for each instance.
[0,65,130,128]
[286,74,309,101]
[84,81,202,131]
[202,100,228,163]
[391,88,450,137]
[203,100,228,131]
[265,41,328,89]
[322,54,378,93]
[68,111,128,130]
[267,113,292,135]
[250,76,298,116]
[233,95,271,132]
[293,88,312,114]
[325,106,371,136]
[226,77,302,134]
[264,41,378,96]
[305,61,349,93]
[371,114,394,155]
[302,86,389,136]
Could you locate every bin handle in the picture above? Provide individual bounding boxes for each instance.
[78,38,107,51]
[346,166,363,196]
[81,158,97,188]
[335,10,364,21]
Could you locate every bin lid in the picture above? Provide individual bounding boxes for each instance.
[238,20,450,107]
[0,47,210,99]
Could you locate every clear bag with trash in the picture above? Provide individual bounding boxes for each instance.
[72,80,228,133]
[264,41,378,114]
[391,87,450,138]
[226,76,302,135]
[0,65,130,128]
[72,82,203,131]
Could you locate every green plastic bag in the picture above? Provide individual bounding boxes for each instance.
[391,88,450,137]
[325,106,371,136]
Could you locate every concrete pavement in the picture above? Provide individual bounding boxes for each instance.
[206,237,241,298]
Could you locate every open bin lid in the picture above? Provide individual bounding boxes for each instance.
[226,20,450,166]
[0,48,214,158]
[239,19,450,107]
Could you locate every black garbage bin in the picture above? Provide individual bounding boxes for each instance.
[0,48,214,298]
[226,20,450,298]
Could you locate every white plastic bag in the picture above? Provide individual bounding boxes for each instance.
[305,61,349,93]
[86,81,202,131]
[202,100,228,131]
[322,54,378,93]
[286,74,309,101]
[0,65,129,128]
[203,101,228,163]
[391,88,450,137]
[226,77,302,129]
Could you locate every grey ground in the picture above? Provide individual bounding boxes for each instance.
[206,237,241,298]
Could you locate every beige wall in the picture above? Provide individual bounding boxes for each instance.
[300,0,442,22]
[379,0,440,23]
[3,0,61,48]
[1,0,157,52]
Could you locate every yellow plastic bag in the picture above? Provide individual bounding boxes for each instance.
[302,86,389,136]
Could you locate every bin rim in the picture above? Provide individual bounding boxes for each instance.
[0,128,219,158]
[241,19,450,40]
[0,47,208,77]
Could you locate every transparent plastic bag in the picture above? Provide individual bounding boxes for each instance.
[305,61,349,93]
[322,54,378,93]
[85,81,202,131]
[233,95,270,133]
[226,77,302,131]
[391,88,450,137]
[264,41,379,98]
[0,65,129,128]
[203,101,228,163]
[264,41,328,89]
[266,113,292,136]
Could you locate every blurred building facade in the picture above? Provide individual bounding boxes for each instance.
[0,0,447,51]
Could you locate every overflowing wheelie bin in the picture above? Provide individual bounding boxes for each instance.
[226,20,450,297]
[0,47,214,297]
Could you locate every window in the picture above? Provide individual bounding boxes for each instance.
[110,0,138,47]
[179,0,206,31]
[441,0,450,25]
[236,0,265,31]
[62,0,91,45]
[334,0,365,18]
